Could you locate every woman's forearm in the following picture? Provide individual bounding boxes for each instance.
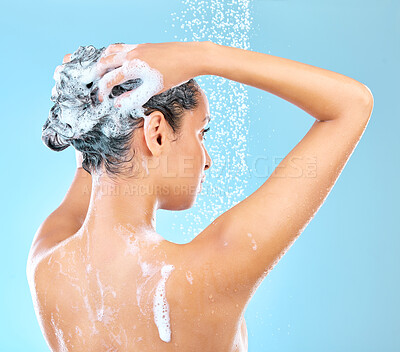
[201,41,372,121]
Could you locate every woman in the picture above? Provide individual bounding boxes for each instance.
[27,41,373,351]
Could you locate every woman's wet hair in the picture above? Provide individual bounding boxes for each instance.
[41,45,202,178]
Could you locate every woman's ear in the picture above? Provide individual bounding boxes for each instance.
[143,111,170,157]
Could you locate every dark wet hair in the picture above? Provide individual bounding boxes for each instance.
[41,46,202,178]
[75,79,201,177]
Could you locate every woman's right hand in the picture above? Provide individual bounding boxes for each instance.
[95,41,212,104]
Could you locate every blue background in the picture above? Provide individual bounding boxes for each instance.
[1,0,399,350]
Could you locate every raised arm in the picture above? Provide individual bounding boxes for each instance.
[28,150,92,262]
[204,41,372,121]
[190,42,373,300]
[28,52,93,263]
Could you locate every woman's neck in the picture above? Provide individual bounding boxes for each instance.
[80,173,160,243]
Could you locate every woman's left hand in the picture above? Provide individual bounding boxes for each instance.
[94,41,208,103]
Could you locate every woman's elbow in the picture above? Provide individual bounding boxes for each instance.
[361,84,374,120]
[350,83,374,122]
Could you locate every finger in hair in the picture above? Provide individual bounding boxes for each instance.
[63,54,72,63]
[97,66,126,102]
[104,43,138,55]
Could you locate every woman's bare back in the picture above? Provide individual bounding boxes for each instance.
[31,225,248,352]
[28,41,373,351]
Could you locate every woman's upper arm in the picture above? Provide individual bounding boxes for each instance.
[28,168,91,260]
[28,205,83,264]
[190,93,373,297]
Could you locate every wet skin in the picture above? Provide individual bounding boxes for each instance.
[31,228,248,351]
[29,90,248,351]
[28,42,373,351]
